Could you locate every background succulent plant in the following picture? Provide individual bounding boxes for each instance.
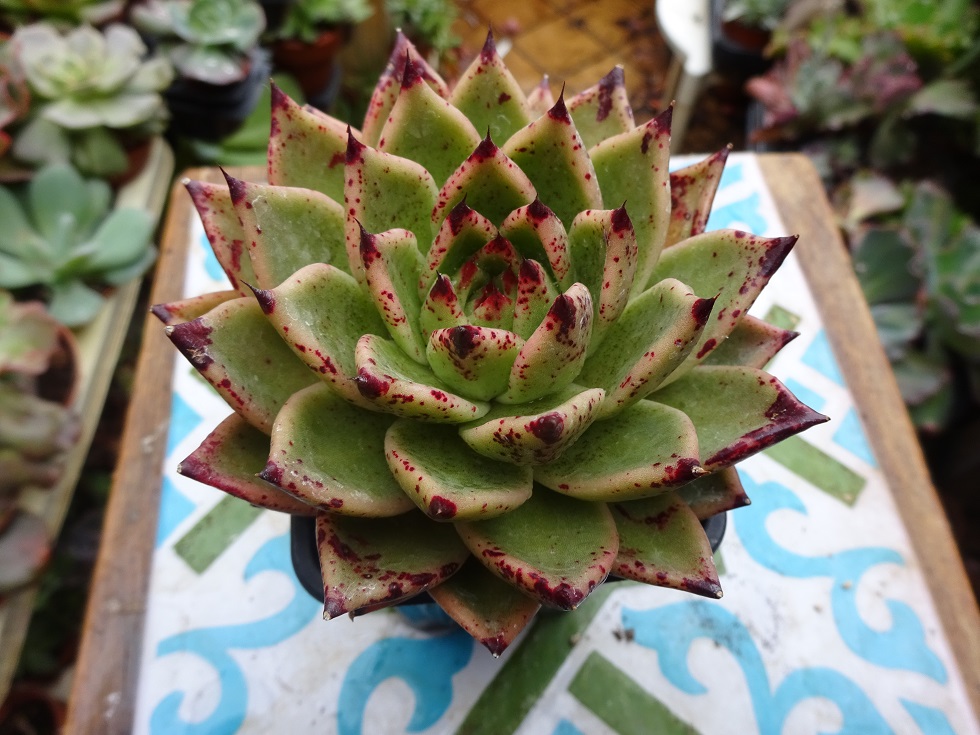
[0,163,157,326]
[268,0,373,43]
[6,22,173,178]
[155,33,827,653]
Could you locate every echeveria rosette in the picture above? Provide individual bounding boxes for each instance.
[154,32,828,655]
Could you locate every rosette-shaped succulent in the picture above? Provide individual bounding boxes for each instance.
[155,33,828,654]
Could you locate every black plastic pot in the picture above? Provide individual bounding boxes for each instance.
[291,509,728,605]
[711,0,773,77]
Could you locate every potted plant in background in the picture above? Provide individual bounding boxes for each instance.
[265,0,372,105]
[384,0,459,66]
[131,0,269,141]
[712,0,792,74]
[2,22,173,181]
[0,0,124,29]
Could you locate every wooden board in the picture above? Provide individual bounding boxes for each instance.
[64,156,980,732]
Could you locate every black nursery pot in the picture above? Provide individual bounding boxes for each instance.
[291,510,728,605]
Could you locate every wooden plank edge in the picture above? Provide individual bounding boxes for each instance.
[758,153,980,716]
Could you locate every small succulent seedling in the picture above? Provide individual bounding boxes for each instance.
[156,33,828,654]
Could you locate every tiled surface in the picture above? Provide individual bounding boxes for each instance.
[453,0,672,123]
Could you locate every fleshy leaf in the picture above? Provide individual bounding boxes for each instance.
[702,315,798,369]
[449,31,533,144]
[568,66,634,150]
[511,259,559,340]
[420,274,468,339]
[590,107,672,296]
[263,383,413,516]
[384,420,532,520]
[151,289,239,326]
[360,226,427,363]
[665,146,730,247]
[185,179,256,294]
[354,334,490,422]
[361,31,450,147]
[577,279,714,419]
[268,83,352,202]
[567,206,637,348]
[535,399,703,501]
[611,492,721,598]
[345,133,439,284]
[428,560,541,656]
[526,76,554,116]
[498,283,593,404]
[459,385,605,465]
[502,96,602,228]
[166,297,317,434]
[456,488,618,610]
[422,201,497,299]
[650,230,798,381]
[251,263,386,408]
[651,365,829,470]
[675,467,750,520]
[317,511,468,618]
[379,55,482,188]
[179,413,315,515]
[499,199,571,289]
[470,282,514,330]
[433,134,536,228]
[426,325,524,400]
[227,175,348,289]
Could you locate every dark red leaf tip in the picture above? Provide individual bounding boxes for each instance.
[401,52,426,89]
[346,127,366,164]
[526,198,552,222]
[244,281,276,315]
[428,496,458,520]
[654,105,673,135]
[480,28,497,63]
[691,296,717,326]
[150,303,174,324]
[610,204,632,233]
[258,461,284,486]
[167,318,214,370]
[270,80,290,110]
[472,132,498,161]
[519,258,545,283]
[449,324,481,358]
[447,197,473,234]
[548,88,571,123]
[758,234,799,278]
[223,171,247,205]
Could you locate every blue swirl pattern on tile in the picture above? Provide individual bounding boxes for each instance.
[735,472,946,682]
[200,230,226,282]
[150,533,320,734]
[623,601,893,735]
[337,630,474,735]
[902,699,957,735]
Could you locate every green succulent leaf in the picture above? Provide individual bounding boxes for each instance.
[167,297,318,433]
[317,511,468,617]
[420,275,468,339]
[567,66,634,150]
[428,560,541,656]
[651,365,829,471]
[510,259,559,340]
[48,281,105,327]
[421,202,497,298]
[666,147,730,247]
[534,399,703,501]
[152,290,240,326]
[28,163,105,244]
[384,420,533,520]
[80,207,155,274]
[702,314,798,370]
[264,383,413,516]
[186,179,257,294]
[675,467,750,521]
[499,200,571,289]
[426,325,524,401]
[456,487,618,610]
[179,413,316,515]
[611,492,721,598]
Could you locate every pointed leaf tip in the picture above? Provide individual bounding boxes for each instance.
[346,128,366,164]
[222,171,247,205]
[401,52,426,89]
[244,281,275,314]
[481,28,497,61]
[548,92,571,123]
[758,233,798,277]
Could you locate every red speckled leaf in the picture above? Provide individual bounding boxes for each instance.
[611,491,721,598]
[665,146,730,248]
[166,297,317,433]
[264,383,413,516]
[589,107,672,296]
[535,399,703,501]
[577,278,714,419]
[702,314,798,370]
[650,365,829,471]
[318,511,468,618]
[426,325,524,401]
[420,274,468,339]
[500,199,571,290]
[460,385,605,465]
[378,54,481,188]
[268,83,353,203]
[650,229,799,382]
[456,488,618,610]
[449,31,533,144]
[250,263,386,409]
[384,420,532,521]
[361,31,449,147]
[179,413,316,515]
[498,283,593,404]
[354,334,490,422]
[568,66,635,150]
[502,95,601,229]
[429,560,541,656]
[676,467,750,520]
[510,259,559,340]
[185,179,256,295]
[420,200,496,298]
[226,175,348,289]
[151,289,239,326]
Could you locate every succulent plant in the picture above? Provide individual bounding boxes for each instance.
[0,163,157,327]
[0,0,124,27]
[155,32,827,653]
[131,0,265,85]
[268,0,372,43]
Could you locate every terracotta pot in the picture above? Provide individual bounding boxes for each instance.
[272,28,346,100]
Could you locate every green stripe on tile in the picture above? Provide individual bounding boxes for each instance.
[174,495,264,573]
[764,304,801,331]
[455,585,617,735]
[764,436,865,505]
[568,652,698,735]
